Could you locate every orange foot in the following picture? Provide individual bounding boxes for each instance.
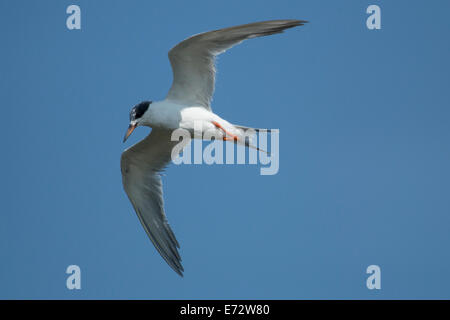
[212,121,240,142]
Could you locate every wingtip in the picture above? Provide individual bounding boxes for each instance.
[273,19,309,32]
[292,19,309,26]
[174,266,184,277]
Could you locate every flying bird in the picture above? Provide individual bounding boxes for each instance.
[121,19,307,276]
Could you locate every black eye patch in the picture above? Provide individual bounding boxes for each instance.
[130,101,152,121]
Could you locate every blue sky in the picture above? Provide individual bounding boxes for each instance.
[1,0,450,299]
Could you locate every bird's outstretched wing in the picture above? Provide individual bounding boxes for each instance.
[120,129,183,276]
[166,19,307,110]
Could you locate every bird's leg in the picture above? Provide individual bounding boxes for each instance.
[212,121,239,141]
[212,120,268,153]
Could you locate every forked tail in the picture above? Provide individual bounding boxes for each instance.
[234,124,271,155]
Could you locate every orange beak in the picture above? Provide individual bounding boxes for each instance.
[123,123,137,142]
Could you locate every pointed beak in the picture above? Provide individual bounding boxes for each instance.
[123,123,137,143]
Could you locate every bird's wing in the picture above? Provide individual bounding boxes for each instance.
[166,19,307,110]
[120,129,183,276]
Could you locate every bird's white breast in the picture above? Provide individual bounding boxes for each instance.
[148,99,238,138]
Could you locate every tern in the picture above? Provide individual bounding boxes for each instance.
[121,19,307,276]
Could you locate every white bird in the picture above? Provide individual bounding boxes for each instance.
[121,19,307,276]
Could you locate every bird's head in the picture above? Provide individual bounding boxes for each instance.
[123,101,152,142]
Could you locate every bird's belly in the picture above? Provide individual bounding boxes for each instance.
[179,107,234,139]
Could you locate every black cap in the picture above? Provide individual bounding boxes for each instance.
[130,101,152,121]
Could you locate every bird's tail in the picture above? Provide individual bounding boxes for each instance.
[233,124,271,154]
[234,125,272,134]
